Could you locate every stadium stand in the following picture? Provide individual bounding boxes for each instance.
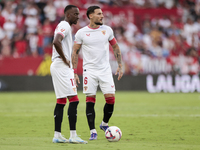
[0,0,200,75]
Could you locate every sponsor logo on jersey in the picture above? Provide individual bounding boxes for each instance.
[86,33,90,36]
[102,30,106,35]
[84,86,88,91]
[73,87,77,92]
[60,28,65,32]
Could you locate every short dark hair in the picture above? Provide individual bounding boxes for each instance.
[86,6,100,19]
[64,5,77,13]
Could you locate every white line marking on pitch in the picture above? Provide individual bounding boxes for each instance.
[114,114,200,117]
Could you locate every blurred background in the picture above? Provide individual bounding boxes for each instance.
[0,0,200,93]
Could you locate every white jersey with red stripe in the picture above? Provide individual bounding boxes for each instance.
[74,25,116,72]
[52,21,73,68]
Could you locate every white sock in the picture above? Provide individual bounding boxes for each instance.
[70,130,77,138]
[54,131,61,138]
[101,121,108,126]
[90,129,97,135]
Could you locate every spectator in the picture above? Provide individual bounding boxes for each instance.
[13,32,27,57]
[0,35,12,57]
[42,18,53,48]
[83,0,103,8]
[162,33,175,53]
[158,15,171,31]
[186,32,200,48]
[194,17,200,32]
[24,14,40,34]
[23,2,39,17]
[173,17,184,30]
[143,32,152,49]
[183,17,199,50]
[44,43,52,55]
[1,1,16,22]
[171,35,190,56]
[117,36,130,57]
[44,0,56,22]
[3,18,16,40]
[185,47,199,75]
[54,0,69,20]
[15,7,25,30]
[183,17,198,36]
[142,17,151,34]
[0,10,5,28]
[157,0,175,9]
[26,32,39,57]
[195,1,200,18]
[131,0,145,8]
[37,27,44,55]
[124,20,138,43]
[151,16,159,27]
[0,26,5,41]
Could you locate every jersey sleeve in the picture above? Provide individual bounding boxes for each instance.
[108,26,115,41]
[74,30,82,44]
[108,26,117,45]
[56,22,69,38]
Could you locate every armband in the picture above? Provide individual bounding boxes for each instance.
[73,68,77,74]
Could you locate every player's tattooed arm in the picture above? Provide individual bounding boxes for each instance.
[72,43,82,86]
[112,43,123,80]
[72,43,82,69]
[112,43,122,68]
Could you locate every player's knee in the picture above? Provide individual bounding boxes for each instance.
[86,97,96,103]
[105,97,115,104]
[69,95,79,103]
[57,98,67,104]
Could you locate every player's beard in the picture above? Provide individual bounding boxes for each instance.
[94,22,103,25]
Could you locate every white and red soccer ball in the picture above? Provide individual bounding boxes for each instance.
[105,126,122,142]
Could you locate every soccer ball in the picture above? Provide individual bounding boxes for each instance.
[105,126,122,142]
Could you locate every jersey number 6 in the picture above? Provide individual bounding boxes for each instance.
[84,77,88,85]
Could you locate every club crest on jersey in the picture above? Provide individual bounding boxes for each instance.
[84,86,88,91]
[73,88,77,93]
[102,30,106,35]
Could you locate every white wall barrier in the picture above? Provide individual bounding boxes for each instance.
[1,75,200,92]
[147,74,200,93]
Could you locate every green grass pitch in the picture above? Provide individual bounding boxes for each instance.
[0,91,200,150]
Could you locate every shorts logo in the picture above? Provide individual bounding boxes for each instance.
[84,86,88,91]
[102,30,106,35]
[111,85,114,88]
[73,88,77,92]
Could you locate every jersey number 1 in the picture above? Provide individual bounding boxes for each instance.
[70,78,75,86]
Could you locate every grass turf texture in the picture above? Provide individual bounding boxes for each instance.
[0,91,200,150]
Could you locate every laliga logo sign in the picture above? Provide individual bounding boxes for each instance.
[146,75,200,93]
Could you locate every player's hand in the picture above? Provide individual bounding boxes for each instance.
[62,57,70,68]
[65,60,70,68]
[115,65,123,80]
[74,74,80,87]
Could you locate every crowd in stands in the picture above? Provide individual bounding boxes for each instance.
[0,0,200,75]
